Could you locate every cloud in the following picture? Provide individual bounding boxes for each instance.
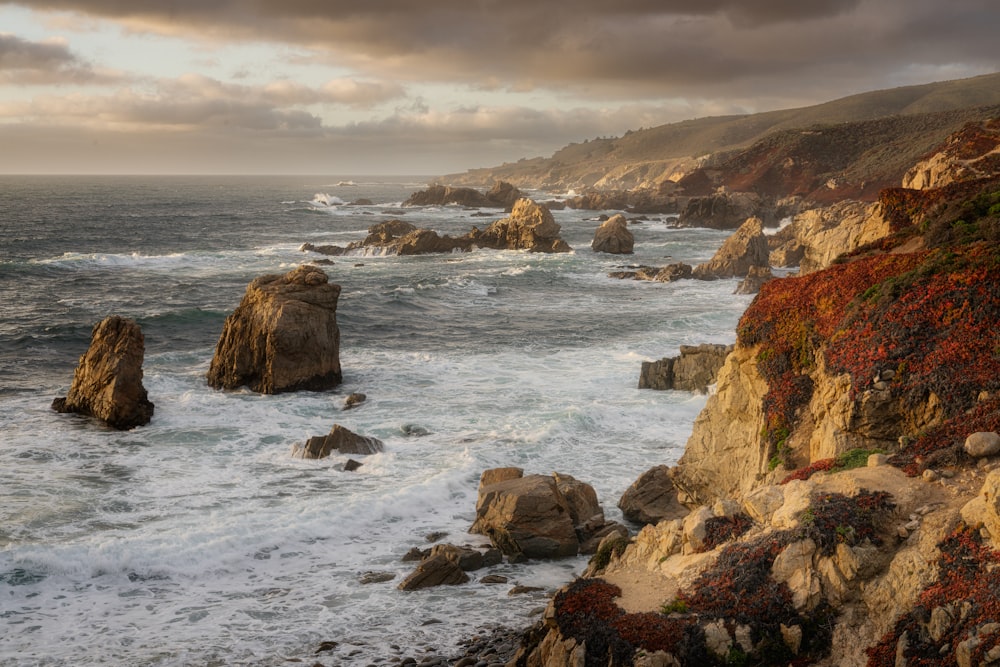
[0,32,122,84]
[0,73,404,132]
[4,0,998,103]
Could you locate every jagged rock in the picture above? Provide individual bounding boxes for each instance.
[485,181,525,209]
[361,219,418,244]
[639,344,733,392]
[300,242,347,256]
[692,217,769,279]
[787,200,892,274]
[964,432,1000,458]
[471,198,571,253]
[470,470,608,558]
[618,466,689,525]
[591,214,634,254]
[207,265,341,394]
[735,266,774,294]
[397,554,470,590]
[52,315,154,430]
[292,424,383,459]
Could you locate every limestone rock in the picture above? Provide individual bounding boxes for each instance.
[397,554,470,590]
[618,465,689,525]
[292,424,383,459]
[52,315,154,430]
[206,265,342,394]
[591,214,634,254]
[470,471,607,558]
[692,217,769,279]
[964,432,1000,458]
[639,344,733,392]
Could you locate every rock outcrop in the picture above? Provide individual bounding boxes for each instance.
[638,343,733,392]
[403,181,524,208]
[902,118,1000,190]
[471,198,572,253]
[207,265,341,394]
[591,214,634,254]
[677,192,773,230]
[692,216,769,279]
[608,263,693,282]
[617,465,689,525]
[291,424,384,459]
[300,198,570,256]
[769,200,892,274]
[52,315,154,430]
[470,468,624,559]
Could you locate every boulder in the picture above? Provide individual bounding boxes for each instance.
[692,217,769,279]
[470,470,606,558]
[52,315,154,430]
[470,198,571,253]
[343,392,367,410]
[964,432,1000,458]
[618,465,689,525]
[206,265,342,394]
[591,214,635,254]
[639,344,733,392]
[397,554,470,590]
[292,424,384,459]
[429,544,486,571]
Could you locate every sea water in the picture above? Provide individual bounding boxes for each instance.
[0,175,751,665]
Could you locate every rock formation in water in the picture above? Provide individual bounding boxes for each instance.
[207,265,341,394]
[402,181,524,209]
[638,343,733,392]
[52,315,154,430]
[470,468,626,559]
[692,216,769,279]
[591,214,634,254]
[301,198,571,256]
[291,424,384,459]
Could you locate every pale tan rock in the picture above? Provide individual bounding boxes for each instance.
[965,432,1000,458]
[790,201,892,274]
[742,485,785,524]
[772,538,820,611]
[692,217,769,279]
[674,346,771,503]
[703,620,732,659]
[781,623,803,655]
[591,213,634,254]
[682,506,714,554]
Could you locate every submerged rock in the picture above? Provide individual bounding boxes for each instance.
[52,315,154,430]
[292,424,383,459]
[207,265,341,394]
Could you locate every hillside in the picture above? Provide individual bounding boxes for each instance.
[443,72,1000,192]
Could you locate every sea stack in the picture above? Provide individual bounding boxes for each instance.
[207,265,342,393]
[52,315,154,430]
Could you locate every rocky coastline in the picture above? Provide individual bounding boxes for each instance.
[47,116,1000,666]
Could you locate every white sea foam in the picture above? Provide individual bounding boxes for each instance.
[0,179,751,666]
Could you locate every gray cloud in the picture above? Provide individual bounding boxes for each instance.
[2,0,997,103]
[0,32,121,84]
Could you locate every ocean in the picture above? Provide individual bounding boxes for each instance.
[0,175,751,666]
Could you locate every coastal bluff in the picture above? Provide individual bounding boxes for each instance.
[207,265,342,394]
[507,119,1000,667]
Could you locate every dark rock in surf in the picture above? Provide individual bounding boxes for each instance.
[292,424,383,459]
[343,392,367,410]
[206,265,341,394]
[692,216,770,279]
[52,315,154,430]
[397,554,470,590]
[638,343,733,392]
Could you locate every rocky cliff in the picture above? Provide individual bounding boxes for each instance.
[510,118,1000,667]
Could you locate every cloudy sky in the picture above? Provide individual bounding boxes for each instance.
[1,0,997,175]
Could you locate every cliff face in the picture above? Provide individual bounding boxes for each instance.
[511,120,1000,667]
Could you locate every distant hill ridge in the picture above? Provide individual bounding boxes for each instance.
[443,72,1000,193]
